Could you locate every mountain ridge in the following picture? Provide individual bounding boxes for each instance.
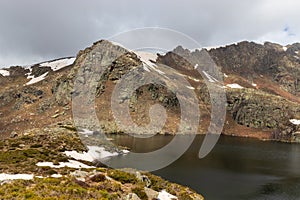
[0,40,300,143]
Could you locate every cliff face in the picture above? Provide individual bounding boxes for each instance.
[207,41,300,141]
[0,40,300,142]
[209,41,300,96]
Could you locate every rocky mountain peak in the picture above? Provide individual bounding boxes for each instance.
[0,39,300,143]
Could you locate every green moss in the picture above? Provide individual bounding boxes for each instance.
[0,177,121,199]
[90,173,106,182]
[0,149,41,164]
[0,129,90,175]
[24,191,35,199]
[0,126,204,199]
[44,169,58,175]
[132,186,148,200]
[143,172,169,191]
[56,157,69,162]
[99,190,119,200]
[107,170,138,184]
[10,142,21,148]
[177,190,194,200]
[30,144,43,148]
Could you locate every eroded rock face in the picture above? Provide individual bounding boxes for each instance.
[7,66,29,77]
[209,41,300,96]
[158,42,300,141]
[31,65,51,78]
[53,40,136,105]
[226,88,300,140]
[1,39,300,142]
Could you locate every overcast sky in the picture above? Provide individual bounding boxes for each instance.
[1,0,300,68]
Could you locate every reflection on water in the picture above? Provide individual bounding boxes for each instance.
[109,135,300,200]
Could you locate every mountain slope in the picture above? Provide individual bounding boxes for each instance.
[0,40,300,143]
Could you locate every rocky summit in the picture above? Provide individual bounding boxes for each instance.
[1,40,300,142]
[0,39,300,199]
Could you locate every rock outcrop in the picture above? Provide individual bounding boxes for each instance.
[0,40,300,142]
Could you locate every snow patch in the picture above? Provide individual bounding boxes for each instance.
[87,146,119,160]
[0,173,34,182]
[50,174,63,178]
[290,119,300,125]
[80,129,94,136]
[64,151,94,162]
[187,76,200,82]
[224,73,228,78]
[134,51,170,78]
[194,64,199,69]
[36,160,94,169]
[134,51,158,68]
[203,45,225,51]
[252,83,257,87]
[122,149,130,154]
[295,51,299,54]
[40,57,75,71]
[283,46,288,51]
[65,145,126,163]
[0,69,10,76]
[23,57,75,84]
[202,71,218,83]
[157,190,178,200]
[68,130,129,162]
[25,72,48,85]
[186,86,195,90]
[25,67,33,79]
[143,65,150,72]
[226,83,244,89]
[154,68,165,75]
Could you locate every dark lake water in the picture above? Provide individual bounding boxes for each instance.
[108,135,300,200]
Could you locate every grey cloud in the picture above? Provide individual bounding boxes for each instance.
[0,0,299,67]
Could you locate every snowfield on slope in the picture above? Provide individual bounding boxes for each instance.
[290,119,300,125]
[0,69,10,76]
[24,57,75,85]
[226,83,244,89]
[64,145,129,162]
[36,160,94,169]
[40,57,75,71]
[0,173,34,182]
[25,72,48,85]
[158,190,178,200]
[202,71,218,83]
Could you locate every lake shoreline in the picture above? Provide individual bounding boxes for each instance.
[105,130,297,144]
[110,134,300,200]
